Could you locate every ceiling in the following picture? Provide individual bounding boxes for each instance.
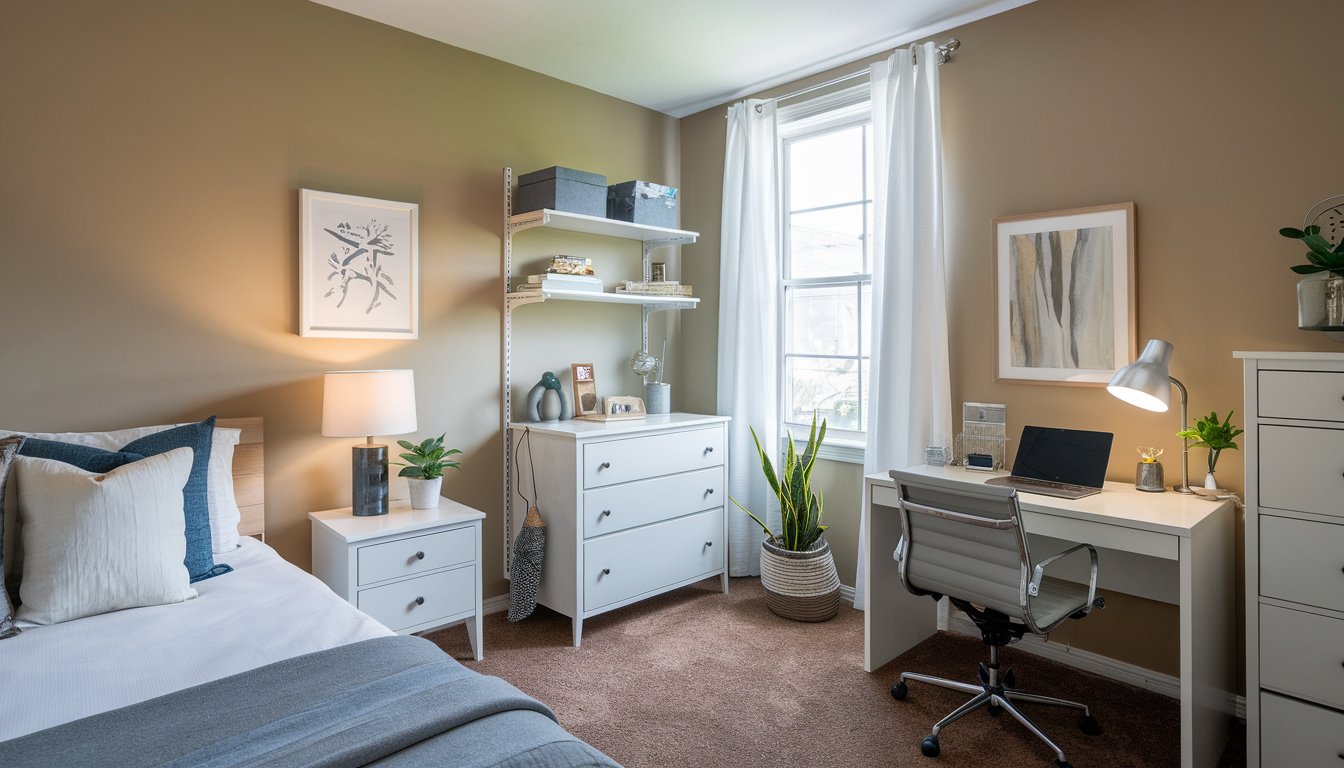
[310,0,1033,117]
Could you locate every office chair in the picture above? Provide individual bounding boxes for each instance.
[886,470,1105,768]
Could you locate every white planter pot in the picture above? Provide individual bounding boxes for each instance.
[407,476,443,509]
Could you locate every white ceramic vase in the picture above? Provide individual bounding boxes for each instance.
[408,476,443,509]
[1203,472,1218,490]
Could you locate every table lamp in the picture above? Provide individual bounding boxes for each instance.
[322,369,418,516]
[1105,339,1193,494]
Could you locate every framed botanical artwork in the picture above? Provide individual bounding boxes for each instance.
[571,363,598,416]
[993,203,1136,385]
[300,189,419,339]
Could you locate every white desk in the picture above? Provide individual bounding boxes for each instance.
[864,465,1235,768]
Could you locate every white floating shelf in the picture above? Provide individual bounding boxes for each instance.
[508,209,698,244]
[506,288,699,309]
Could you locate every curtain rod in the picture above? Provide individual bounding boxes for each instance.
[752,38,961,113]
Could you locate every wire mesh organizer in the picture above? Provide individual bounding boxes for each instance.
[951,402,1007,468]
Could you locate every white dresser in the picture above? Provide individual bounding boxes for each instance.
[508,413,730,646]
[1238,351,1344,767]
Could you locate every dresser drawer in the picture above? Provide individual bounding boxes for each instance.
[1260,604,1344,708]
[356,564,474,632]
[583,426,724,489]
[357,526,474,586]
[1260,516,1344,610]
[1258,425,1344,519]
[1259,369,1344,422]
[583,507,724,611]
[1261,692,1344,766]
[583,466,723,537]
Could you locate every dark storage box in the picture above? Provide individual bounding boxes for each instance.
[516,166,608,217]
[607,181,679,229]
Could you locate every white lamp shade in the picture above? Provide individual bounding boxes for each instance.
[322,369,418,438]
[1106,339,1174,413]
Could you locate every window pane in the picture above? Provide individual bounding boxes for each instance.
[786,356,862,431]
[860,283,872,358]
[789,204,864,278]
[787,126,864,211]
[787,284,859,356]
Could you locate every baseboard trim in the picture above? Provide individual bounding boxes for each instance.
[946,614,1246,719]
[840,584,855,606]
[483,593,509,616]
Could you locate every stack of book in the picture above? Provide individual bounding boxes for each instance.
[514,273,604,293]
[615,280,693,297]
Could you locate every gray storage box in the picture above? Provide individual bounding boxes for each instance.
[606,180,678,229]
[516,166,608,217]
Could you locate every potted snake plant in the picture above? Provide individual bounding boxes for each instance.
[394,434,463,509]
[730,413,840,622]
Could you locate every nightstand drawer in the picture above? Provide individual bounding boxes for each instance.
[1259,370,1344,422]
[357,526,474,586]
[1260,604,1344,708]
[583,507,724,611]
[583,426,724,489]
[1260,692,1344,766]
[357,564,474,632]
[1259,516,1344,610]
[583,466,723,537]
[1258,425,1344,519]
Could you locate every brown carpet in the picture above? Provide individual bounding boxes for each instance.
[425,578,1245,768]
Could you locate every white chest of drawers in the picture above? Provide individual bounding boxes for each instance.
[1238,352,1344,767]
[508,413,730,646]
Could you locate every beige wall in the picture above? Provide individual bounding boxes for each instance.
[679,0,1344,681]
[0,0,680,604]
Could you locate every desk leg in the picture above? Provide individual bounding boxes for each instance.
[1181,506,1234,768]
[864,479,938,673]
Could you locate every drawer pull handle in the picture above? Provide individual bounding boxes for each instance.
[705,446,714,453]
[599,462,611,470]
[705,488,714,495]
[601,568,611,575]
[415,551,425,561]
[705,541,713,547]
[601,510,611,517]
[414,596,425,606]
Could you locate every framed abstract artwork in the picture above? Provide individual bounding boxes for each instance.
[300,189,419,339]
[993,203,1135,385]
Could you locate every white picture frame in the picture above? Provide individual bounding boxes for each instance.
[993,203,1136,385]
[300,189,419,339]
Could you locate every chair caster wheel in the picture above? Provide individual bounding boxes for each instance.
[987,702,1003,716]
[891,681,908,701]
[920,735,940,757]
[1078,714,1102,735]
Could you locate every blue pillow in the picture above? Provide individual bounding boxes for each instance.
[18,438,145,473]
[122,417,231,583]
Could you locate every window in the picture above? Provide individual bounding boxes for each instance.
[779,86,873,453]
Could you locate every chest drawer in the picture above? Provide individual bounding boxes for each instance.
[1260,692,1344,766]
[1259,515,1344,610]
[583,466,723,537]
[1259,370,1344,422]
[357,526,474,586]
[583,507,724,611]
[583,426,724,489]
[1260,604,1344,709]
[356,564,474,632]
[1258,425,1344,519]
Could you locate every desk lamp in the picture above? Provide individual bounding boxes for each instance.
[322,369,418,516]
[1106,339,1193,494]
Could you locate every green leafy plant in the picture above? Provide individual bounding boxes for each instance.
[730,412,828,552]
[1279,224,1344,276]
[1175,411,1244,474]
[394,434,463,480]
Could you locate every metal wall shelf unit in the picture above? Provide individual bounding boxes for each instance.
[500,167,699,576]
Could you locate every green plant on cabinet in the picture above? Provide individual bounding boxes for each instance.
[395,434,464,480]
[1175,411,1243,475]
[1280,224,1344,275]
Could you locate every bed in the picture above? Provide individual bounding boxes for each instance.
[0,418,617,767]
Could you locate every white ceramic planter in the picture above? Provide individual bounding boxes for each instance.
[407,476,443,509]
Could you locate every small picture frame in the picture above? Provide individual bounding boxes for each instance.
[571,363,598,416]
[605,396,646,418]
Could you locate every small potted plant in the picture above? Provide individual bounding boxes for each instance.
[395,434,463,509]
[730,412,840,622]
[1280,211,1344,329]
[1175,411,1243,490]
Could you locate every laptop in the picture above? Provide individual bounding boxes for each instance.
[984,426,1113,500]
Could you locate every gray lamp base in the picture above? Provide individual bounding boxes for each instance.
[352,444,390,516]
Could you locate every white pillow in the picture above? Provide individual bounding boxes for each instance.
[15,449,198,625]
[0,423,244,559]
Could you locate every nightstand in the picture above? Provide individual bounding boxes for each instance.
[310,497,486,660]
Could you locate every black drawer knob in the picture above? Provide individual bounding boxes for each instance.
[601,510,611,517]
[414,596,425,606]
[415,551,425,560]
[705,488,715,495]
[599,461,611,469]
[705,446,714,453]
[705,541,713,547]
[601,568,611,575]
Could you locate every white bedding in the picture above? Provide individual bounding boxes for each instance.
[0,537,392,742]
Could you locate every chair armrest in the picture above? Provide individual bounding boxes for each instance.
[1027,543,1098,611]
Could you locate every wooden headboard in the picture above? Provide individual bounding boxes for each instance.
[218,417,264,539]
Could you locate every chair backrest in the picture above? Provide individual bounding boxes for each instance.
[890,470,1032,620]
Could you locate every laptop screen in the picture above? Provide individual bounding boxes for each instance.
[1012,426,1113,488]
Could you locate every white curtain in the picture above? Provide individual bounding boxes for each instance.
[718,99,780,576]
[855,43,953,608]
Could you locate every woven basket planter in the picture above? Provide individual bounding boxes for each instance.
[759,536,841,622]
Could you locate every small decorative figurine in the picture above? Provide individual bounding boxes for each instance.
[1135,446,1166,493]
[525,372,571,422]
